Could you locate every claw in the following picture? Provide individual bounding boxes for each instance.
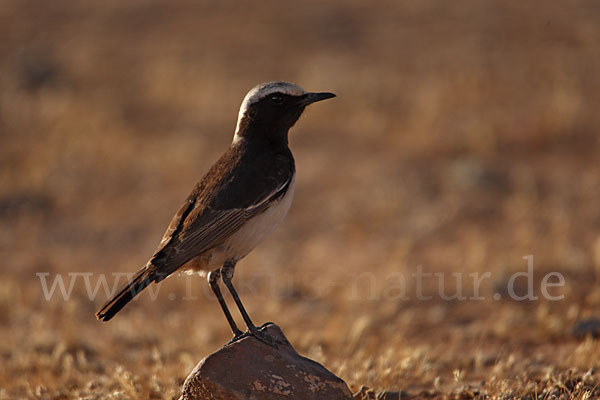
[249,326,287,347]
[225,326,286,347]
[226,330,250,346]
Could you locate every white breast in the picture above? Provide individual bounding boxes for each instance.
[221,174,296,262]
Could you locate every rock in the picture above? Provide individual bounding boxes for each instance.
[180,323,352,400]
[572,318,600,339]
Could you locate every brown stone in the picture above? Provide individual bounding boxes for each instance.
[180,323,353,400]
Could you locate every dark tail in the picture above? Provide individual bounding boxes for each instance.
[96,265,155,322]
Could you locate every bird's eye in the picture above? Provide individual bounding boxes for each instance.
[270,94,284,104]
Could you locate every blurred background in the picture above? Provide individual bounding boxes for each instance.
[2,1,600,398]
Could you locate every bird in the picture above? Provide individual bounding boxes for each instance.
[96,81,335,344]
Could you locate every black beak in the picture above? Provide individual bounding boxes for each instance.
[299,91,336,106]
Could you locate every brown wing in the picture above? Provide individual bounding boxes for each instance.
[155,197,197,252]
[148,175,292,279]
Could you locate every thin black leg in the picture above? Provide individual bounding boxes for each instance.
[208,268,243,337]
[220,261,284,346]
[220,261,259,334]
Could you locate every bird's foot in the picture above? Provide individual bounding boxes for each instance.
[226,324,286,347]
[248,324,287,347]
[226,330,250,346]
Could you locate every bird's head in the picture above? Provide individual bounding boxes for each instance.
[233,81,335,145]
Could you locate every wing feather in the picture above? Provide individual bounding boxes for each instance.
[150,174,292,272]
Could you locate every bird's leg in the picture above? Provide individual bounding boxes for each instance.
[208,268,243,338]
[220,262,258,333]
[221,261,283,346]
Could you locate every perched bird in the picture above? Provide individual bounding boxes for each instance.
[96,81,335,343]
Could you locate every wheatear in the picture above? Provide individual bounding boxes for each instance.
[96,82,335,343]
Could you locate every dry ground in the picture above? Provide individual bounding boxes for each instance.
[2,1,600,399]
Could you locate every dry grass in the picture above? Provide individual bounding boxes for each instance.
[2,1,600,399]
